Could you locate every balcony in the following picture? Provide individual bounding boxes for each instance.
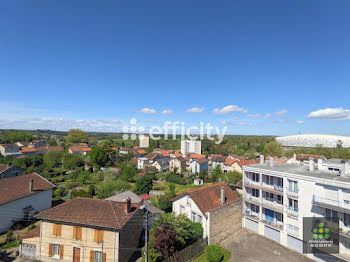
[261,199,283,213]
[244,193,260,205]
[244,209,260,221]
[286,189,299,198]
[261,217,284,230]
[261,183,283,195]
[244,179,260,190]
[286,206,299,217]
[312,195,350,214]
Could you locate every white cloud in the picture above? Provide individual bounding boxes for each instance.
[297,121,304,124]
[213,105,248,114]
[186,107,204,113]
[247,113,261,118]
[275,109,288,115]
[161,109,173,115]
[264,114,272,119]
[138,108,156,114]
[307,108,350,120]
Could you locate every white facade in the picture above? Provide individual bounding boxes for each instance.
[172,195,209,239]
[242,159,350,260]
[181,140,201,155]
[137,158,149,170]
[0,189,53,233]
[139,135,150,148]
[276,134,350,148]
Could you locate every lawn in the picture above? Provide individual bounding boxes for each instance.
[164,182,211,195]
[192,247,231,262]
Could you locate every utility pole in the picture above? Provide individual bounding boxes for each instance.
[145,209,149,262]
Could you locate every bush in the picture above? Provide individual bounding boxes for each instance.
[134,175,154,194]
[206,244,224,262]
[70,189,92,199]
[165,174,186,185]
[96,180,131,199]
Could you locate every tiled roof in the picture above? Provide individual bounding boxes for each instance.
[173,153,182,157]
[36,197,141,229]
[190,154,206,159]
[21,227,40,239]
[140,194,151,200]
[69,145,83,152]
[212,155,227,162]
[210,154,223,159]
[106,191,143,203]
[160,150,170,157]
[296,154,323,161]
[0,144,19,149]
[171,182,240,214]
[0,164,10,173]
[239,159,259,167]
[20,147,38,153]
[145,152,157,160]
[176,156,186,162]
[0,173,55,205]
[224,158,238,166]
[137,149,147,154]
[82,147,91,152]
[195,158,208,165]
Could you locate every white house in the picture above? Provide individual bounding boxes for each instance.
[172,182,241,244]
[0,173,55,233]
[137,157,149,170]
[190,158,209,174]
[242,155,350,261]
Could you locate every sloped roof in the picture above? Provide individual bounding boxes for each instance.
[224,158,238,166]
[0,173,55,205]
[195,158,208,165]
[36,197,141,230]
[171,182,240,214]
[190,154,206,159]
[212,155,227,162]
[239,159,259,167]
[106,191,143,203]
[20,147,38,153]
[21,227,40,240]
[176,156,186,162]
[0,164,11,173]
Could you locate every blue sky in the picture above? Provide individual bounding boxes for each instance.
[0,0,350,135]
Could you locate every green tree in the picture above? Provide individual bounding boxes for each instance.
[119,165,137,182]
[219,171,242,185]
[96,180,131,199]
[90,146,110,167]
[66,129,88,144]
[44,151,63,169]
[63,154,84,170]
[212,165,222,183]
[134,175,154,194]
[263,141,283,157]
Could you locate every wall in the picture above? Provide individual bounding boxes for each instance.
[0,189,52,233]
[0,165,24,179]
[208,200,242,244]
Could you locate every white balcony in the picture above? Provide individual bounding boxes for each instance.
[244,193,260,205]
[261,199,283,213]
[244,179,260,189]
[286,190,299,198]
[313,195,350,213]
[262,217,284,230]
[286,206,299,217]
[261,183,283,194]
[244,209,260,220]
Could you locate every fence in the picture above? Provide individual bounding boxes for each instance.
[167,238,207,262]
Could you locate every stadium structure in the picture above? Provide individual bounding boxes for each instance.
[276,134,350,148]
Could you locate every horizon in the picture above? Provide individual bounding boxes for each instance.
[1,0,350,136]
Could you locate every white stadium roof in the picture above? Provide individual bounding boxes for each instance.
[276,134,350,148]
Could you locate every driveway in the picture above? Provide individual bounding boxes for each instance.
[221,229,314,262]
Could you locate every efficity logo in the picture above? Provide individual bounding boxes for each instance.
[313,222,330,240]
[122,118,227,144]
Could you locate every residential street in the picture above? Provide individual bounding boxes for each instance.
[221,229,314,262]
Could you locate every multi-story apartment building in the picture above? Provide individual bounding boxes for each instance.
[180,139,201,155]
[242,155,350,261]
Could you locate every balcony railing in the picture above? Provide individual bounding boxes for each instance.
[286,206,299,217]
[244,209,260,220]
[313,195,350,212]
[261,199,283,213]
[262,218,284,230]
[286,190,299,197]
[244,194,260,205]
[244,179,260,188]
[261,183,283,193]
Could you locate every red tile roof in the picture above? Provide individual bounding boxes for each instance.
[21,227,40,239]
[0,173,55,205]
[137,149,147,154]
[190,154,206,159]
[173,153,182,157]
[195,158,208,164]
[20,147,38,153]
[140,194,151,200]
[224,158,238,166]
[36,197,141,229]
[239,159,259,167]
[296,154,323,161]
[160,150,170,157]
[145,152,157,160]
[82,147,91,152]
[171,182,240,214]
[69,145,84,152]
[210,154,223,159]
[0,164,11,173]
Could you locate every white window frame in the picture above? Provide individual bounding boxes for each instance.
[52,244,60,259]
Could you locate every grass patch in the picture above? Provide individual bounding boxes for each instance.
[192,247,231,262]
[0,239,20,251]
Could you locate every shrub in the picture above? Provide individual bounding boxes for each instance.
[134,175,154,194]
[165,174,186,185]
[206,244,224,262]
[70,189,92,199]
[96,180,131,199]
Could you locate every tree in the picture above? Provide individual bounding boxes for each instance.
[199,170,208,180]
[96,180,131,199]
[212,165,222,182]
[219,171,242,185]
[44,151,63,169]
[0,131,33,144]
[263,141,283,157]
[134,175,154,194]
[66,129,88,144]
[154,224,176,260]
[119,165,137,182]
[90,146,110,167]
[63,154,84,170]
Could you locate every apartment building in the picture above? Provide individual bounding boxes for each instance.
[180,139,201,155]
[242,155,350,261]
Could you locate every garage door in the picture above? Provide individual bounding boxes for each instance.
[21,243,36,258]
[245,218,259,233]
[287,235,303,253]
[264,225,280,243]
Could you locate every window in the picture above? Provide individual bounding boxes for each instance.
[277,195,283,205]
[49,244,63,259]
[345,214,350,227]
[265,176,273,185]
[276,212,283,223]
[187,197,191,207]
[180,205,185,214]
[288,199,298,211]
[191,212,196,222]
[94,230,104,243]
[252,173,259,182]
[94,251,103,262]
[251,204,259,213]
[53,224,62,237]
[288,180,298,193]
[73,226,82,240]
[198,215,202,224]
[264,192,274,202]
[252,188,259,198]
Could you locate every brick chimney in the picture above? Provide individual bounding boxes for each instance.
[124,197,131,213]
[29,179,33,192]
[220,186,225,205]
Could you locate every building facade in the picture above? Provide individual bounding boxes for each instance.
[181,140,201,155]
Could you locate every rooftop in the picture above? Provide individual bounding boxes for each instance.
[106,191,143,203]
[246,162,350,184]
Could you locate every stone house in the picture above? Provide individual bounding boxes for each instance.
[169,156,186,174]
[21,197,144,262]
[171,182,242,244]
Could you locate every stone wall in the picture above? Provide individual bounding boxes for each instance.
[209,199,242,244]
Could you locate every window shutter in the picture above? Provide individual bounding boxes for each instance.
[73,226,77,239]
[53,224,57,236]
[90,250,94,262]
[60,245,64,259]
[99,230,104,242]
[57,224,62,236]
[103,253,106,262]
[77,227,82,240]
[49,244,53,257]
[94,230,98,242]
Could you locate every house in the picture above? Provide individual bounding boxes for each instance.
[208,154,223,169]
[234,159,259,174]
[137,157,149,170]
[16,141,30,147]
[151,158,169,172]
[0,164,24,179]
[133,149,147,158]
[21,197,143,262]
[69,145,91,155]
[0,173,55,233]
[29,140,47,148]
[194,179,204,185]
[222,158,240,173]
[0,144,21,157]
[119,147,131,154]
[36,145,64,154]
[20,147,38,156]
[242,155,350,260]
[169,156,186,174]
[190,158,209,174]
[172,182,241,244]
[211,155,227,171]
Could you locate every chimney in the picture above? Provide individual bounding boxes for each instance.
[309,157,314,172]
[318,158,323,170]
[269,156,274,167]
[220,186,225,205]
[260,155,264,165]
[29,179,33,192]
[124,197,131,213]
